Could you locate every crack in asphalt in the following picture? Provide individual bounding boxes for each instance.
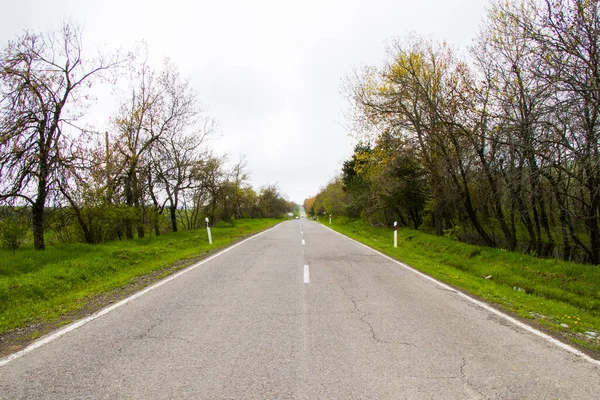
[338,283,406,346]
[360,313,392,344]
[134,315,195,344]
[145,335,194,344]
[460,357,488,399]
[135,316,164,340]
[242,261,256,275]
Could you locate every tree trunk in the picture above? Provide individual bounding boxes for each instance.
[463,190,495,246]
[588,183,600,265]
[538,197,554,251]
[433,207,443,236]
[477,149,516,250]
[559,202,572,261]
[32,143,50,250]
[452,163,495,247]
[32,200,45,250]
[125,219,134,240]
[61,187,95,244]
[411,210,420,230]
[532,199,543,255]
[517,196,537,253]
[137,224,145,239]
[147,174,161,237]
[76,212,94,244]
[137,199,145,239]
[124,170,135,240]
[170,206,178,232]
[396,208,408,227]
[545,172,571,261]
[153,211,161,237]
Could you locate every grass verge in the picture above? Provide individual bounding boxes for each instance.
[323,217,600,356]
[0,219,281,355]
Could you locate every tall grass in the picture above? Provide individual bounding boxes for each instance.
[0,219,280,335]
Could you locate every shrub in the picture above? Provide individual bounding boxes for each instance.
[0,217,29,252]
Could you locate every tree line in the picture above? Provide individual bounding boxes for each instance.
[306,0,600,264]
[0,23,293,250]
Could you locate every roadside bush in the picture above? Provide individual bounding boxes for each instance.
[0,216,29,252]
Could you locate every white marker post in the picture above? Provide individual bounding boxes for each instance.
[394,221,398,248]
[205,217,213,245]
[329,214,332,225]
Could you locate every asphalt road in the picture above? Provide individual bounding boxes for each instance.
[1,217,599,399]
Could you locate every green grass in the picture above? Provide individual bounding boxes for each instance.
[324,217,600,352]
[0,219,281,335]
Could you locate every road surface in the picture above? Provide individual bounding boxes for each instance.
[1,217,599,398]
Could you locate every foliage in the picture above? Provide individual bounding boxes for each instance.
[303,196,316,216]
[340,138,427,227]
[0,216,28,252]
[312,177,349,218]
[0,26,292,250]
[321,0,600,264]
[256,184,294,218]
[0,22,121,250]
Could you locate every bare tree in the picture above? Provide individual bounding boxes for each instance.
[112,47,163,239]
[498,0,600,261]
[339,1,600,263]
[0,22,121,249]
[178,154,225,230]
[149,64,216,233]
[227,155,252,219]
[470,1,555,253]
[352,36,496,244]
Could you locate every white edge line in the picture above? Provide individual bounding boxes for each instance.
[0,223,281,367]
[318,223,600,367]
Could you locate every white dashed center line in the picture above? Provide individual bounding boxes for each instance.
[304,265,310,283]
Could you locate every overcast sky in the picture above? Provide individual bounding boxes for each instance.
[1,0,489,203]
